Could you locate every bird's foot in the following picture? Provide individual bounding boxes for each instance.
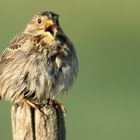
[47,98,67,115]
[23,99,44,114]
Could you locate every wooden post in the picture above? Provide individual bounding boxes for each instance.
[11,104,66,140]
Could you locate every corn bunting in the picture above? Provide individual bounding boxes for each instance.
[0,11,78,110]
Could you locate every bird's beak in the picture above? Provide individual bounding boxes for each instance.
[44,19,57,38]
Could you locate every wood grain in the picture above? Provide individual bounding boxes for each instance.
[11,104,66,140]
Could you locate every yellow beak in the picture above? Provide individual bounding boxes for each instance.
[44,19,57,37]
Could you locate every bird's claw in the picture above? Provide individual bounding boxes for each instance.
[22,99,44,114]
[47,98,67,115]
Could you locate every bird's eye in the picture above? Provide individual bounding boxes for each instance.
[37,18,42,24]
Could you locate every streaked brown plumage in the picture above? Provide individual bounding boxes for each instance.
[0,11,78,105]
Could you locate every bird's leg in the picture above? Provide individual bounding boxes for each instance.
[47,98,67,115]
[23,99,44,114]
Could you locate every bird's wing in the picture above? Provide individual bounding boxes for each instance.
[0,33,29,60]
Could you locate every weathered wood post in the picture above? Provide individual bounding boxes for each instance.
[11,104,66,140]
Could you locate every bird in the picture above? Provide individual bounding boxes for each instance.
[0,11,78,111]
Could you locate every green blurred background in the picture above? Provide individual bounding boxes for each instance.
[0,0,140,139]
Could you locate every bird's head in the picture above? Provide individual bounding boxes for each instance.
[24,11,61,44]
